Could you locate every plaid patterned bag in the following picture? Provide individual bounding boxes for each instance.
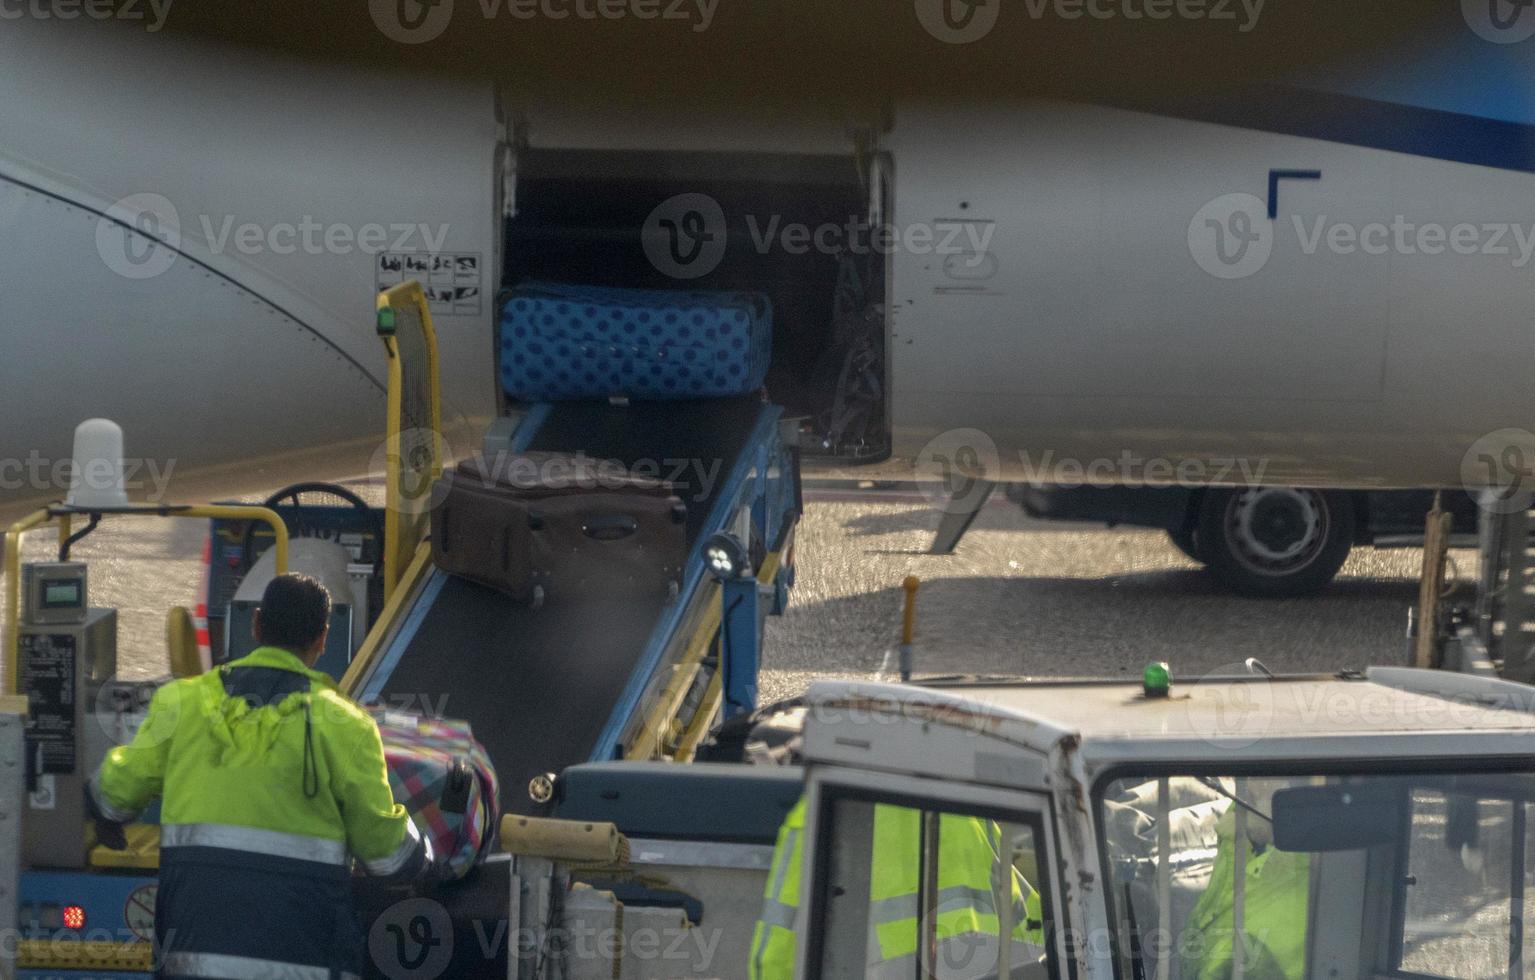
[369,708,500,880]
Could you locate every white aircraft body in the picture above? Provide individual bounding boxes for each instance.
[2,19,1531,531]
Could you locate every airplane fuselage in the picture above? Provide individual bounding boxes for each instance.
[2,23,1530,526]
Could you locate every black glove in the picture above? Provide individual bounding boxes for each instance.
[83,782,130,850]
[416,838,453,890]
[94,819,129,851]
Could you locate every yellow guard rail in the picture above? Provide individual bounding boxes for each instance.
[4,504,288,695]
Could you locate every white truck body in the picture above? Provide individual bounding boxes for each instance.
[490,668,1535,978]
[795,670,1535,980]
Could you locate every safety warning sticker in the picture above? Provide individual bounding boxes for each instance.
[376,252,483,317]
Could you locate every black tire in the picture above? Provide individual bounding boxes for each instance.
[1167,525,1209,565]
[1196,488,1354,597]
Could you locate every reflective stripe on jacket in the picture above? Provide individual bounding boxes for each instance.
[748,798,1044,980]
[91,646,425,978]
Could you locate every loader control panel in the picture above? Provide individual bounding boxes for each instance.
[17,561,119,871]
[22,562,88,626]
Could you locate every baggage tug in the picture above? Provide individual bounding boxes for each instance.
[2,280,802,980]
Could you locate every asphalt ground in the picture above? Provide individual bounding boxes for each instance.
[757,494,1459,703]
[1,491,1456,699]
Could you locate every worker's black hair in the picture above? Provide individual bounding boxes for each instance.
[256,574,331,651]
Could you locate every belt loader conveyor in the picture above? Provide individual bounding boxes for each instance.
[344,395,801,815]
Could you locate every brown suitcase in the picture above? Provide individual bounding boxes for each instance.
[430,453,688,607]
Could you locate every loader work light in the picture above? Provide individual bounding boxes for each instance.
[704,532,749,581]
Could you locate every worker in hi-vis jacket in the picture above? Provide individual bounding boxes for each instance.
[89,573,433,980]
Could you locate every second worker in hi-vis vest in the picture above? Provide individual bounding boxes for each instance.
[750,798,1046,980]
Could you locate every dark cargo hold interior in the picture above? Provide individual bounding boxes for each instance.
[502,148,891,462]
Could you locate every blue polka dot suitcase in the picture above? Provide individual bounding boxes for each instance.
[500,281,773,401]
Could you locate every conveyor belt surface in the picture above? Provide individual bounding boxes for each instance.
[372,396,766,815]
[524,396,765,546]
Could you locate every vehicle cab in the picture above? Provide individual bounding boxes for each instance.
[796,669,1535,980]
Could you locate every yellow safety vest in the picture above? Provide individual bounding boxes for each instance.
[749,798,1044,979]
[91,647,425,979]
[1183,809,1311,980]
[92,645,417,871]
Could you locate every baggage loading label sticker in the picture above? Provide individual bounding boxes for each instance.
[377,251,483,317]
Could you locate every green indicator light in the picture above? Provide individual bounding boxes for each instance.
[1143,662,1172,698]
[377,307,397,337]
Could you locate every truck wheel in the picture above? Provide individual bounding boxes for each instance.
[1167,526,1208,565]
[1196,488,1353,597]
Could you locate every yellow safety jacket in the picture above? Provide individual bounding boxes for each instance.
[1183,809,1310,980]
[90,646,425,979]
[749,798,1044,980]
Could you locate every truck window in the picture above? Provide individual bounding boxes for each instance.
[1096,771,1535,980]
[1398,791,1531,979]
[810,793,1056,980]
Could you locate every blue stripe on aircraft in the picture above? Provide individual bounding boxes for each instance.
[1127,87,1535,174]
